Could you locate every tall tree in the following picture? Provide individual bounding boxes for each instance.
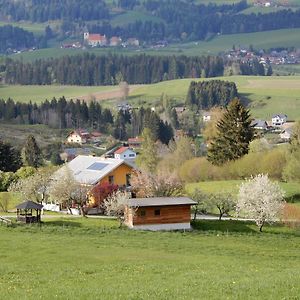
[136,128,158,173]
[207,98,254,165]
[22,135,43,168]
[0,140,22,172]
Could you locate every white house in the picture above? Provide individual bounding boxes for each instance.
[272,114,287,126]
[202,111,212,122]
[67,130,90,144]
[114,147,136,160]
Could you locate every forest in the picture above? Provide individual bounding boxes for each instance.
[186,80,238,110]
[3,54,225,85]
[0,98,173,144]
[1,0,300,43]
[0,25,37,53]
[3,53,269,86]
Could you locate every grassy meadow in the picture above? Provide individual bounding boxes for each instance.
[0,216,300,299]
[2,76,300,120]
[10,27,300,62]
[0,84,118,103]
[186,180,300,202]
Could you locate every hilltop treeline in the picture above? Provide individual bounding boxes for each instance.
[0,0,109,22]
[4,54,225,85]
[1,0,300,43]
[186,80,238,110]
[0,25,36,53]
[0,98,173,144]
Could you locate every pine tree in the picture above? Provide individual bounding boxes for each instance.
[0,140,22,172]
[207,98,254,165]
[22,135,43,168]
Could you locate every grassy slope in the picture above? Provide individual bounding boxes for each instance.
[2,76,300,120]
[0,85,118,103]
[130,76,300,120]
[0,217,300,299]
[186,180,300,202]
[10,27,300,62]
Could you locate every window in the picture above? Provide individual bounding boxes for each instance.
[140,210,146,217]
[129,154,135,157]
[108,175,114,184]
[126,174,131,186]
[154,209,160,216]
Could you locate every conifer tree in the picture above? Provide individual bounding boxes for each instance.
[22,135,43,168]
[207,98,254,165]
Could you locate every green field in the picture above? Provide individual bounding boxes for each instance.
[2,76,300,120]
[186,180,300,203]
[0,84,118,103]
[130,76,300,120]
[10,27,300,62]
[0,216,300,299]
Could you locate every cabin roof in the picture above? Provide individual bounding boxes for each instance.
[127,197,196,207]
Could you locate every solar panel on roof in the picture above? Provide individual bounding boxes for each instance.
[87,162,108,171]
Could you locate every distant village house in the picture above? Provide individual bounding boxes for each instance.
[114,147,136,160]
[84,32,107,47]
[272,114,287,126]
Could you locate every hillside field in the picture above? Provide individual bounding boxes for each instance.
[2,76,300,120]
[185,180,300,204]
[9,28,300,62]
[0,217,300,299]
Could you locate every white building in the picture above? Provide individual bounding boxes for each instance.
[114,147,136,160]
[272,114,287,126]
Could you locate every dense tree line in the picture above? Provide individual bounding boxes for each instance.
[1,0,300,43]
[0,98,173,144]
[0,0,109,22]
[0,25,36,53]
[186,80,238,110]
[3,54,225,85]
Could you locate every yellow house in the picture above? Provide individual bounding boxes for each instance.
[65,155,135,206]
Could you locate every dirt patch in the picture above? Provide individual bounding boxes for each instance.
[76,85,142,102]
[245,79,300,89]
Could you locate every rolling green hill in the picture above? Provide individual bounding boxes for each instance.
[2,76,300,120]
[10,28,300,62]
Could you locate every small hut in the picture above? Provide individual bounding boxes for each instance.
[15,201,43,223]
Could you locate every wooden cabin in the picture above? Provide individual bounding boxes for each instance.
[124,197,196,231]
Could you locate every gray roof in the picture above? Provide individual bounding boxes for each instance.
[272,113,287,119]
[251,119,268,128]
[16,201,43,210]
[127,197,197,207]
[61,155,134,185]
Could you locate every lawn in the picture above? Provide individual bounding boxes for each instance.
[0,216,300,299]
[186,180,300,203]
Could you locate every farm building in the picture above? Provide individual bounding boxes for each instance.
[124,197,196,231]
[251,119,268,130]
[66,130,90,144]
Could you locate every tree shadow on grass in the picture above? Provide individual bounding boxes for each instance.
[239,93,252,107]
[286,193,300,203]
[192,219,256,234]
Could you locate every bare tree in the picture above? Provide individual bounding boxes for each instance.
[131,170,183,198]
[102,191,131,227]
[189,189,208,221]
[237,174,285,232]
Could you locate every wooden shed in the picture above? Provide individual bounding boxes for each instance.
[124,197,196,231]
